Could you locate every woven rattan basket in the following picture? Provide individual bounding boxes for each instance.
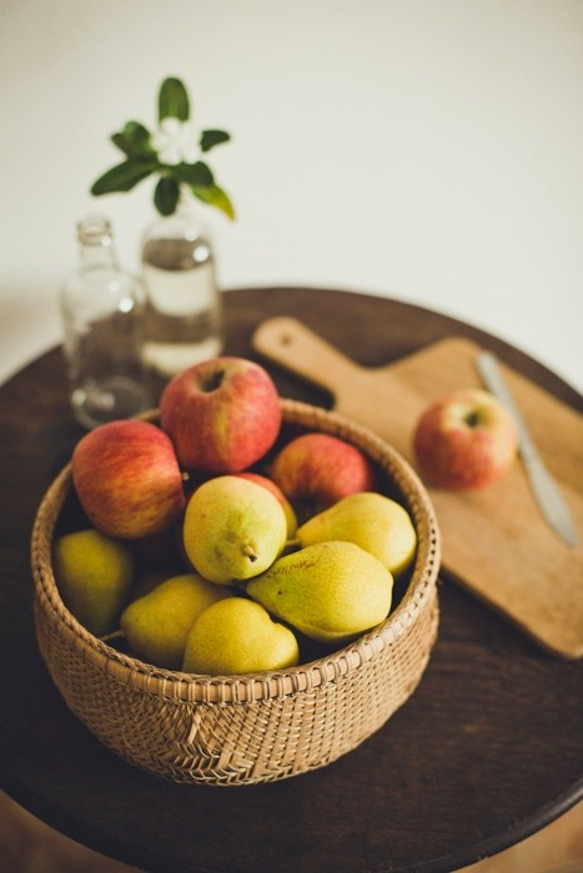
[32,399,440,786]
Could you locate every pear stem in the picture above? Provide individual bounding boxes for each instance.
[100,629,126,643]
[242,544,258,563]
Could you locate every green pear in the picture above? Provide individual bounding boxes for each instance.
[183,476,288,584]
[120,573,230,669]
[296,492,417,577]
[53,529,134,637]
[246,541,393,644]
[182,597,299,675]
[235,472,298,538]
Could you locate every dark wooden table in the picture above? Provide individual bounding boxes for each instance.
[1,287,582,873]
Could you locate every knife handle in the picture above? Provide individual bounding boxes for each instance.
[252,316,360,396]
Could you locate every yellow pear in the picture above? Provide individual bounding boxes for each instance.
[183,476,288,584]
[235,472,298,538]
[53,529,134,637]
[120,573,230,669]
[246,541,393,644]
[296,491,417,577]
[182,597,299,675]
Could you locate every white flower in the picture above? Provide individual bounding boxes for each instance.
[151,117,199,166]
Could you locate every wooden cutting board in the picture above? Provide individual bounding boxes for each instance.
[253,316,583,659]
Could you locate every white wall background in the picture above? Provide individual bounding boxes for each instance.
[1,0,582,391]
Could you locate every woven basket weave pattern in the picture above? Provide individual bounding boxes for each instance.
[32,399,440,786]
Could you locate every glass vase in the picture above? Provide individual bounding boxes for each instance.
[60,215,152,429]
[140,202,224,379]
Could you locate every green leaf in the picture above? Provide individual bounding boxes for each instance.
[111,121,152,158]
[192,183,235,220]
[200,129,231,152]
[90,159,157,195]
[154,176,180,215]
[175,160,214,188]
[158,77,190,122]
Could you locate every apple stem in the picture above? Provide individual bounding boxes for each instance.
[200,368,225,392]
[464,411,481,428]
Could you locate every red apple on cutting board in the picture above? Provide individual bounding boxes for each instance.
[270,432,376,510]
[160,357,281,473]
[72,420,186,538]
[413,388,518,490]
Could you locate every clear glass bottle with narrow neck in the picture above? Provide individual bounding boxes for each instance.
[60,215,152,429]
[141,199,224,378]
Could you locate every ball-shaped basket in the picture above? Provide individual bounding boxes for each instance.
[31,399,441,786]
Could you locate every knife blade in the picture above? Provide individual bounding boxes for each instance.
[476,350,579,548]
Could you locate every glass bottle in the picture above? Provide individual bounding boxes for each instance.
[60,214,152,429]
[140,200,224,379]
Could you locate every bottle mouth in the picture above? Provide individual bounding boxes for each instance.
[77,214,113,246]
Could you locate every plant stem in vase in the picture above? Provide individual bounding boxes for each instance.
[88,76,235,380]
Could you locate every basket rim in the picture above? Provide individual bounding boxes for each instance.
[32,398,441,704]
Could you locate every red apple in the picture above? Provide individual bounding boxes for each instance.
[159,357,281,473]
[413,388,518,490]
[72,420,186,538]
[270,432,376,510]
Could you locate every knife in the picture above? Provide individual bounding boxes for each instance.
[476,350,579,548]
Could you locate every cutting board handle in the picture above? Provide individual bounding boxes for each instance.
[253,316,360,397]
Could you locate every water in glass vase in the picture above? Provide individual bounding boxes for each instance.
[141,223,224,378]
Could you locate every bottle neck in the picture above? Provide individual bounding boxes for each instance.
[76,215,119,269]
[78,240,118,270]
